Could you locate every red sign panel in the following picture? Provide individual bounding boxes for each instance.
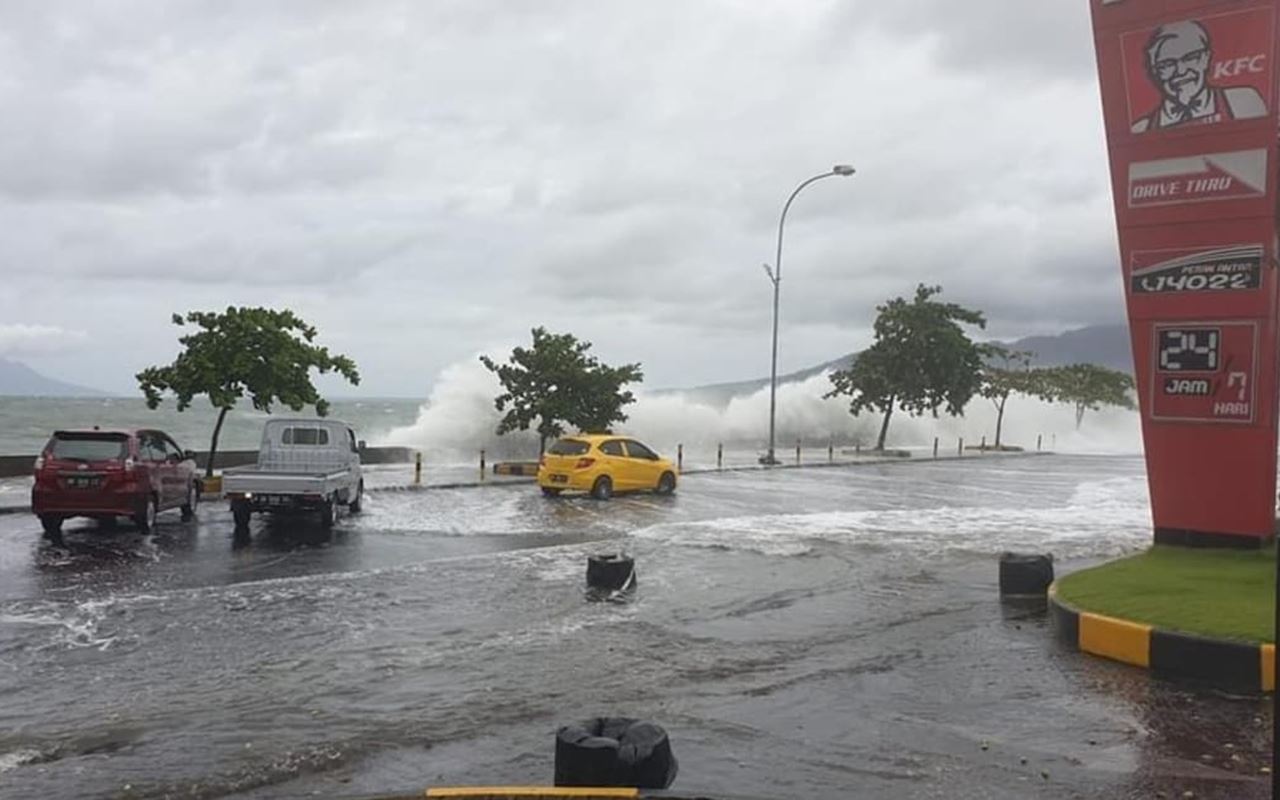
[1119,6,1275,136]
[1148,320,1256,423]
[1091,0,1280,545]
[1127,148,1268,208]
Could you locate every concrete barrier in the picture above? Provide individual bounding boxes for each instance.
[493,461,540,477]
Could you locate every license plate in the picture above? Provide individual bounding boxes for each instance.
[67,477,101,489]
[551,474,568,484]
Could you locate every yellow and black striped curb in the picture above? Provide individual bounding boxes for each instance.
[1049,583,1275,693]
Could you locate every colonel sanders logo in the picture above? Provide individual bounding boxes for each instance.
[1131,20,1268,134]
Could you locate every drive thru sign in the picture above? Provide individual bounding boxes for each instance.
[1088,0,1280,546]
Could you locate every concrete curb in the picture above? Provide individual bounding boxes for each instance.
[1049,582,1275,693]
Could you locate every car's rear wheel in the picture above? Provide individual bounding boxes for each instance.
[232,500,251,530]
[134,495,158,534]
[320,494,337,530]
[541,487,563,497]
[348,481,364,513]
[591,476,613,501]
[656,472,677,495]
[40,515,63,540]
[181,481,198,521]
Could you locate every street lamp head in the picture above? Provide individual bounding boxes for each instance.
[832,164,856,176]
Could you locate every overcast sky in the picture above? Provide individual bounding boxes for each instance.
[0,1,1119,397]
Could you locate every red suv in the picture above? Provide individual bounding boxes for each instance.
[31,429,201,539]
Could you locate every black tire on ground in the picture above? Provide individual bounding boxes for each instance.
[40,515,62,540]
[656,471,676,495]
[554,717,678,789]
[586,553,635,592]
[134,495,158,535]
[541,487,563,497]
[999,552,1055,596]
[591,476,613,501]
[232,500,251,531]
[181,481,198,521]
[320,494,336,530]
[348,481,364,513]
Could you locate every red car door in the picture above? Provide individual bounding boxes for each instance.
[139,432,172,509]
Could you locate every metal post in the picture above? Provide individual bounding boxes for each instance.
[764,166,855,466]
[933,437,939,459]
[414,451,422,485]
[1037,434,1042,452]
[855,442,861,456]
[828,439,834,463]
[958,438,964,457]
[1052,433,1057,450]
[717,443,723,470]
[795,438,801,465]
[980,435,986,452]
[480,449,486,482]
[677,444,683,472]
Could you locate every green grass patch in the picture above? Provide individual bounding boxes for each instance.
[1056,545,1276,643]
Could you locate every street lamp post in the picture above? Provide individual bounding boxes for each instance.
[762,164,856,466]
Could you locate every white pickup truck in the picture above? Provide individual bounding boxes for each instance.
[222,418,364,531]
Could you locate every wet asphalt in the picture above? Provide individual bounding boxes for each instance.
[0,454,1271,799]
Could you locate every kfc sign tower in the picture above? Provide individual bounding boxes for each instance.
[1090,0,1280,546]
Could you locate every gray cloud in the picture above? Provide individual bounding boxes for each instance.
[0,0,1124,395]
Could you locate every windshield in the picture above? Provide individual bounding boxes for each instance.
[48,433,127,461]
[547,439,590,456]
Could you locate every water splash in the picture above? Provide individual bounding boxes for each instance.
[380,354,1142,459]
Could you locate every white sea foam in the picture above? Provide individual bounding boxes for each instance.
[632,475,1150,560]
[379,353,1142,460]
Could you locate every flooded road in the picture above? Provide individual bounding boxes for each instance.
[0,455,1270,799]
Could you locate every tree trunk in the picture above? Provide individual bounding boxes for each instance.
[876,401,894,451]
[207,406,229,479]
[994,395,1007,449]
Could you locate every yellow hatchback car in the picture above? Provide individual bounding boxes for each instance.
[538,434,678,499]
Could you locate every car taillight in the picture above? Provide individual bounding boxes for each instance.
[124,457,136,473]
[574,458,596,469]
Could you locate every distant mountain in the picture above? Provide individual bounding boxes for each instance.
[0,358,109,397]
[1006,323,1132,371]
[669,323,1132,406]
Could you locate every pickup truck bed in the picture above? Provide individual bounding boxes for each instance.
[222,466,353,498]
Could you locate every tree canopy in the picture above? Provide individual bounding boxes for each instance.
[1041,363,1135,429]
[136,307,360,477]
[827,285,986,450]
[480,327,644,453]
[978,344,1057,448]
